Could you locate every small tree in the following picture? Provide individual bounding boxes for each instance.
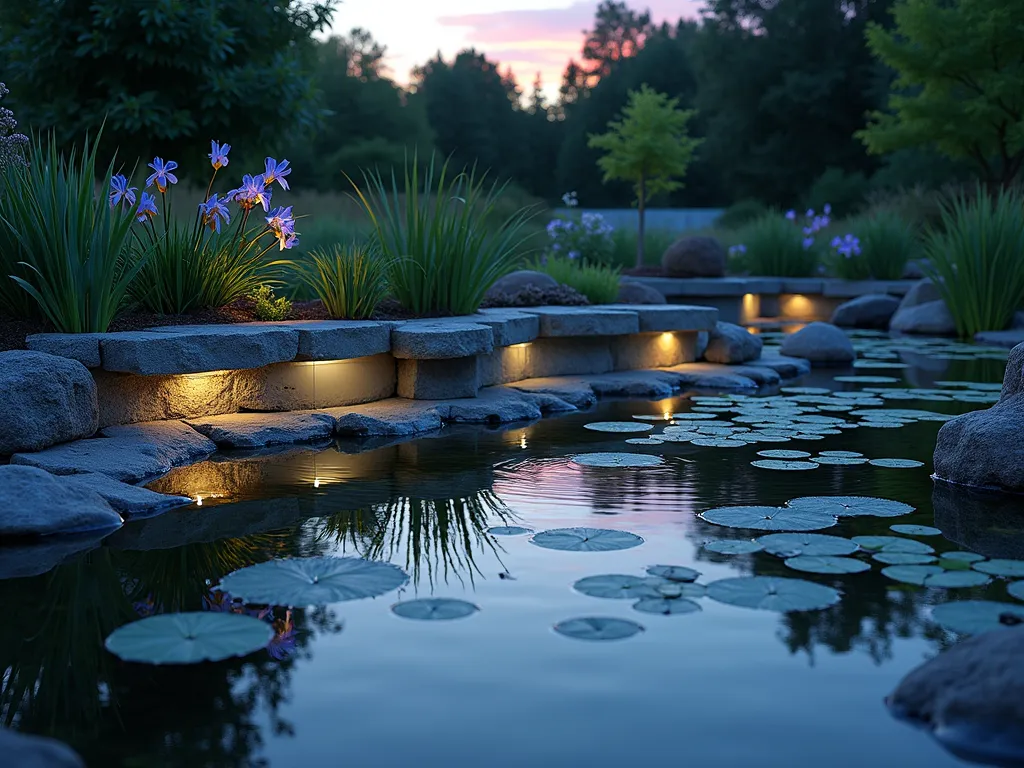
[857,0,1024,188]
[588,85,701,267]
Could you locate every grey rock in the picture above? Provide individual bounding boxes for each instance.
[0,351,98,455]
[749,350,812,379]
[11,437,174,484]
[101,420,217,465]
[328,399,445,437]
[616,279,666,304]
[101,326,300,375]
[519,306,639,337]
[933,342,1024,492]
[779,322,855,366]
[900,277,943,308]
[695,331,709,360]
[439,387,561,424]
[665,365,759,390]
[397,357,479,399]
[484,270,559,300]
[674,362,780,388]
[974,329,1024,349]
[286,320,391,360]
[586,370,681,398]
[661,236,727,278]
[703,322,763,364]
[890,300,957,335]
[888,627,1024,768]
[0,533,105,579]
[0,728,85,768]
[60,472,191,518]
[830,294,901,328]
[465,310,540,346]
[603,304,718,332]
[186,411,336,448]
[25,333,105,368]
[391,322,493,359]
[0,465,122,536]
[902,259,927,280]
[511,378,599,409]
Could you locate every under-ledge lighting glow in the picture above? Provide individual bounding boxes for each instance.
[520,433,528,449]
[782,294,813,317]
[509,343,532,350]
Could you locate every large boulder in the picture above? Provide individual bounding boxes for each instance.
[0,728,84,768]
[616,279,666,304]
[0,350,98,455]
[703,322,762,364]
[778,322,855,366]
[933,341,1024,492]
[661,236,727,278]
[0,465,122,536]
[889,278,956,335]
[485,270,558,300]
[830,293,900,328]
[887,627,1024,767]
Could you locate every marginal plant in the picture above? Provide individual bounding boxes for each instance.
[831,210,917,281]
[350,153,537,316]
[733,213,821,277]
[923,185,1024,338]
[128,145,297,314]
[293,243,390,320]
[0,131,142,332]
[531,255,620,304]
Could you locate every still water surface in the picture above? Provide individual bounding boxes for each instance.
[3,345,1022,768]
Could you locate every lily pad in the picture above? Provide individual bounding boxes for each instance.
[691,438,747,448]
[818,451,864,458]
[672,412,718,420]
[487,526,533,536]
[972,559,1024,578]
[930,600,1024,634]
[940,551,985,563]
[812,456,868,465]
[624,437,665,445]
[391,598,479,620]
[756,449,811,459]
[755,533,858,558]
[571,452,664,468]
[785,555,871,574]
[646,564,700,583]
[703,539,764,555]
[105,612,273,665]
[531,527,644,552]
[833,375,900,384]
[700,506,836,532]
[573,574,663,599]
[889,524,941,536]
[852,536,934,554]
[218,557,408,606]
[882,565,990,587]
[873,552,937,566]
[1009,582,1024,601]
[787,496,914,518]
[869,458,924,468]
[553,617,645,641]
[706,576,841,612]
[750,460,820,471]
[584,421,654,433]
[632,597,702,615]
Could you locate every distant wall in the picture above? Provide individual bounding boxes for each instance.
[552,208,725,233]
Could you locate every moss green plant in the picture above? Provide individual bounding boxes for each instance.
[250,285,292,321]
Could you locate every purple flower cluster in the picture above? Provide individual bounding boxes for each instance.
[547,194,614,261]
[0,82,29,173]
[786,204,832,250]
[831,233,861,259]
[728,244,747,258]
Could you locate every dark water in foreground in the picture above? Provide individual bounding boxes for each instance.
[2,339,1023,768]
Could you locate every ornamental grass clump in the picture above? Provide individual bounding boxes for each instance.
[532,255,621,304]
[0,132,142,332]
[831,210,917,281]
[923,186,1024,338]
[128,144,298,314]
[350,154,537,316]
[733,209,825,277]
[294,244,391,319]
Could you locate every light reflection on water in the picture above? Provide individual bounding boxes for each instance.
[0,346,1021,767]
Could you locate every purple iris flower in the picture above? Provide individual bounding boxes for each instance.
[785,210,796,221]
[263,158,291,191]
[802,236,814,249]
[266,611,297,660]
[209,140,231,170]
[232,174,272,212]
[283,231,299,250]
[136,192,159,223]
[823,203,832,215]
[145,157,178,192]
[805,209,815,218]
[109,174,137,209]
[199,193,231,233]
[265,205,294,232]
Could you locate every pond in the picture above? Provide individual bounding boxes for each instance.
[3,332,1023,768]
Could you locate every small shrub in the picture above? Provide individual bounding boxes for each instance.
[0,132,142,332]
[250,285,292,321]
[531,255,621,304]
[351,153,537,316]
[715,199,768,230]
[923,186,1024,338]
[294,244,390,320]
[849,211,917,280]
[732,213,822,277]
[608,228,677,268]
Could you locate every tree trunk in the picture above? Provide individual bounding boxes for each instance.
[636,175,646,270]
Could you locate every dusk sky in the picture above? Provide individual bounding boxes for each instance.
[330,0,702,97]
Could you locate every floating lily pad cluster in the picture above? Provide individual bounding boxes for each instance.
[700,495,914,533]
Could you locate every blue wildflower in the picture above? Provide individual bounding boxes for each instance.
[199,193,231,233]
[823,203,832,215]
[802,236,814,250]
[136,192,159,223]
[109,174,137,209]
[263,158,291,191]
[145,157,178,192]
[785,210,796,221]
[283,231,299,250]
[231,174,272,212]
[209,140,231,170]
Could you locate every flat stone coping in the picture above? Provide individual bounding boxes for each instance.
[631,276,917,299]
[25,304,719,376]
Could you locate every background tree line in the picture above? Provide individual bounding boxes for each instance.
[0,0,996,211]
